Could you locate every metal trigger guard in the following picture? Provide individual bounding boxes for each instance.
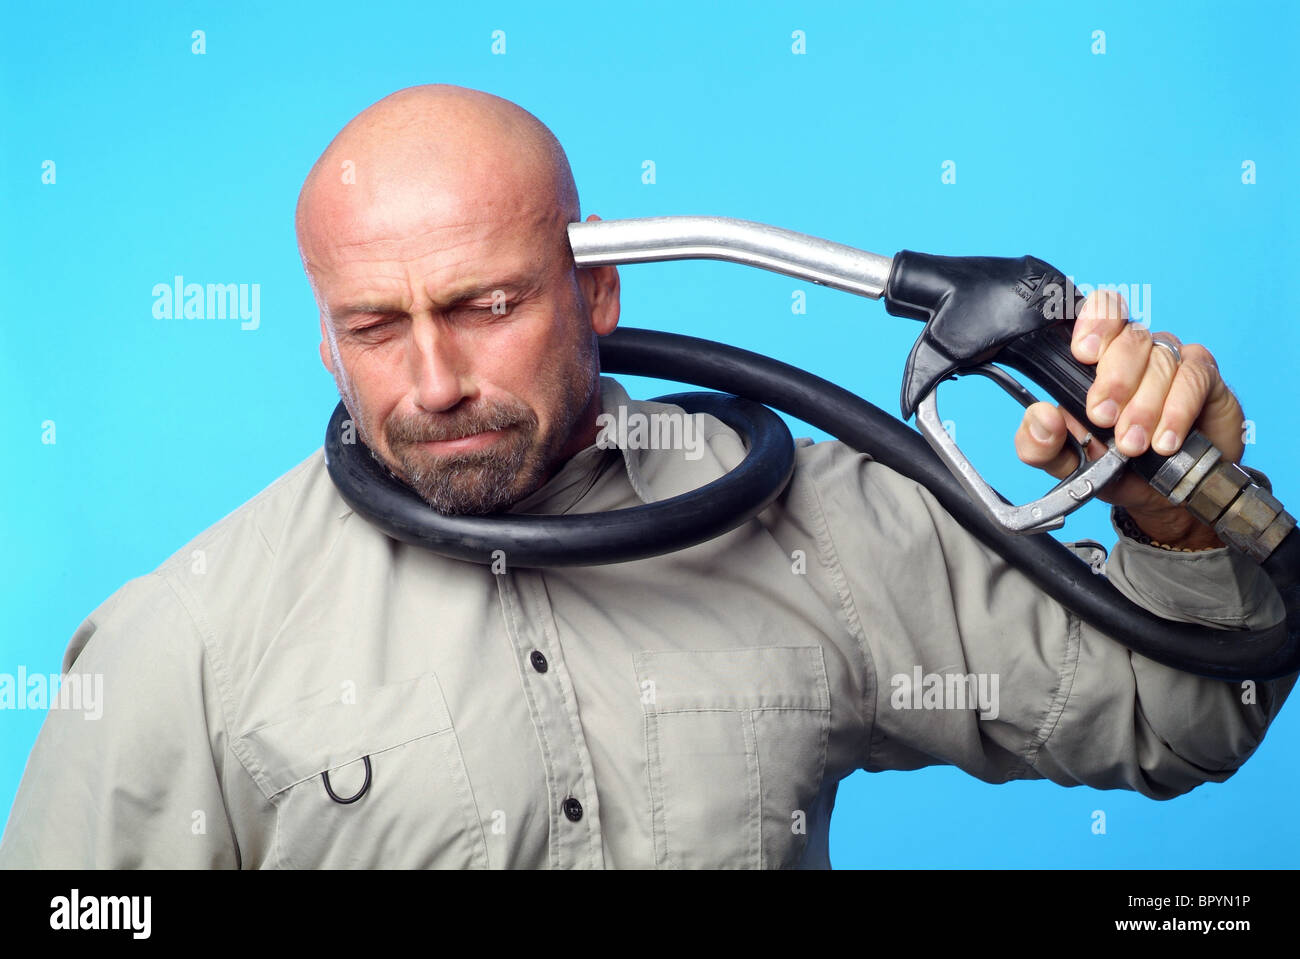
[915,363,1130,534]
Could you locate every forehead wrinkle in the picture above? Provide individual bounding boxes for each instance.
[307,194,559,282]
[324,248,548,323]
[318,191,559,287]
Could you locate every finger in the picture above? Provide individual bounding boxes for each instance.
[1059,406,1151,504]
[1112,331,1183,456]
[1015,402,1081,479]
[1148,342,1220,456]
[1085,320,1153,431]
[1059,407,1108,461]
[1072,289,1130,364]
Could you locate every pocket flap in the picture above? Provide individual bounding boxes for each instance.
[237,672,453,798]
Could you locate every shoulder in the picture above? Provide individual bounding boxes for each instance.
[789,436,931,509]
[153,446,362,638]
[153,447,340,578]
[68,448,356,668]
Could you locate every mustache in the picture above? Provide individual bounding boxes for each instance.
[386,402,535,445]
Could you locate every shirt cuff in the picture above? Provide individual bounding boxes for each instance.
[1104,480,1285,631]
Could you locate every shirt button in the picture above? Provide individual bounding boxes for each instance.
[563,797,583,822]
[530,650,548,673]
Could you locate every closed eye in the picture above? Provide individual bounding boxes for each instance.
[346,317,403,340]
[456,302,511,318]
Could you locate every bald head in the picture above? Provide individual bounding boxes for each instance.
[295,84,579,281]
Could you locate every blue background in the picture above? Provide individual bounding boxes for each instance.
[2,0,1296,868]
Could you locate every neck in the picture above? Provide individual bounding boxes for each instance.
[539,379,605,485]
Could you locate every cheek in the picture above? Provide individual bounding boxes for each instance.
[523,322,582,394]
[519,308,585,369]
[340,353,403,437]
[473,318,560,396]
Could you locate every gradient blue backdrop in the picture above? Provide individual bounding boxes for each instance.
[2,0,1296,868]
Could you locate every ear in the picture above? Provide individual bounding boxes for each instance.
[318,314,335,374]
[576,213,620,336]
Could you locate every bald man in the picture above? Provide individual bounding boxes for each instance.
[1,85,1292,870]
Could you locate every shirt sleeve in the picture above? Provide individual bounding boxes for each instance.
[801,441,1296,801]
[0,572,242,868]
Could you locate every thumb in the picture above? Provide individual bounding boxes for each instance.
[1014,402,1094,478]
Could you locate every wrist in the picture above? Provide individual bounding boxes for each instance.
[1116,505,1225,551]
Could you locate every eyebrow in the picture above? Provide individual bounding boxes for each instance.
[329,277,539,324]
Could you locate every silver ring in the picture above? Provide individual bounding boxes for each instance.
[1151,335,1182,364]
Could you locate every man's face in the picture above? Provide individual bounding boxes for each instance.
[311,198,606,515]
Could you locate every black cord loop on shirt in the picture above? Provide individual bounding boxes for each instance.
[322,755,372,804]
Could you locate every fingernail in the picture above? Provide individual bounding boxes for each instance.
[1154,429,1178,454]
[1122,424,1146,454]
[1093,398,1118,424]
[1028,414,1053,444]
[1079,333,1101,361]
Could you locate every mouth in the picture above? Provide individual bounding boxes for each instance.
[416,427,510,455]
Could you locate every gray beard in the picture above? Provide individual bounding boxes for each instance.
[380,425,540,516]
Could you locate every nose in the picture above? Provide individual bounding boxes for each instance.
[409,319,473,413]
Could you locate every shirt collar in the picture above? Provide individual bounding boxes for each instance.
[505,376,648,515]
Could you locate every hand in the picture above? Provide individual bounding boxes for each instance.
[1014,290,1246,550]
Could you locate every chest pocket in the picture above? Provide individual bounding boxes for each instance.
[238,672,488,869]
[634,645,831,869]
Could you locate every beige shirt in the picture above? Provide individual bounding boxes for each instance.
[0,376,1292,869]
